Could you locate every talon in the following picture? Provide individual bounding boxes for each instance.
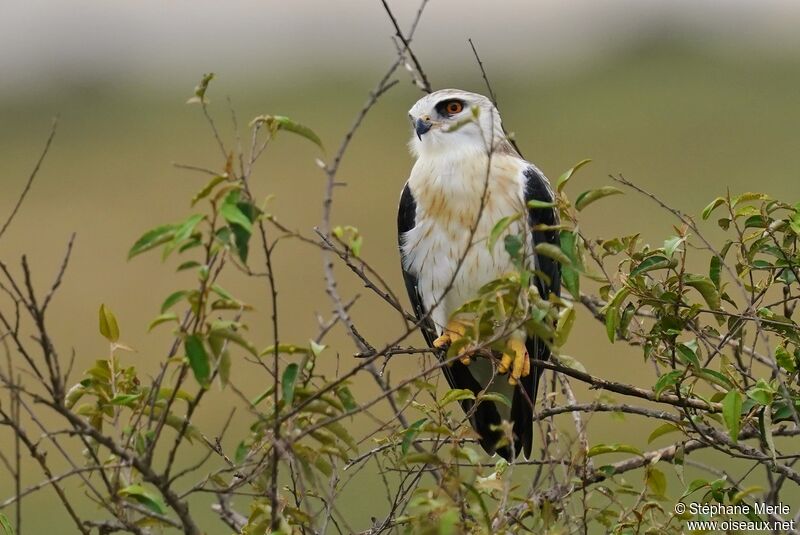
[503,338,529,385]
[433,333,451,349]
[497,353,513,374]
[459,355,471,365]
[434,319,468,351]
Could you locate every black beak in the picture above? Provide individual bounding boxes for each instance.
[414,118,432,140]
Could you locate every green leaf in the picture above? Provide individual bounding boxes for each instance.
[310,340,327,358]
[191,175,227,206]
[187,72,214,104]
[281,363,299,407]
[438,508,458,535]
[605,303,618,343]
[220,201,252,233]
[527,199,556,209]
[439,388,475,406]
[732,192,769,207]
[602,287,630,343]
[647,467,667,496]
[722,390,742,443]
[148,387,194,404]
[731,485,764,505]
[210,327,257,356]
[587,443,643,457]
[177,260,201,272]
[747,383,774,406]
[487,214,521,252]
[630,255,673,277]
[654,370,682,397]
[554,354,587,373]
[147,312,178,332]
[676,341,700,368]
[349,234,363,257]
[99,304,120,343]
[251,115,324,150]
[744,214,766,228]
[647,422,682,444]
[556,158,591,193]
[118,484,166,515]
[772,400,797,422]
[695,368,733,389]
[790,210,800,236]
[211,284,236,302]
[327,421,357,450]
[444,115,478,133]
[335,386,357,412]
[313,455,333,477]
[250,386,274,407]
[503,234,523,261]
[161,290,189,313]
[234,441,249,464]
[110,393,142,406]
[555,306,576,347]
[701,197,726,220]
[163,214,204,258]
[403,452,441,464]
[184,335,210,387]
[218,350,231,387]
[683,274,721,310]
[663,236,685,257]
[223,197,258,263]
[775,345,796,373]
[476,392,512,408]
[574,186,623,211]
[683,479,710,498]
[709,255,722,289]
[128,224,176,259]
[402,418,427,455]
[534,242,572,266]
[559,231,580,299]
[0,513,15,535]
[619,302,636,338]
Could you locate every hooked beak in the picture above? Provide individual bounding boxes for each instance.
[414,117,432,140]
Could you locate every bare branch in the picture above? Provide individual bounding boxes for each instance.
[0,118,58,241]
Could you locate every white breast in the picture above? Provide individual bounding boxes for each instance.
[401,150,529,333]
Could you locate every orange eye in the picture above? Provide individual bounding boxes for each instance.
[446,101,463,115]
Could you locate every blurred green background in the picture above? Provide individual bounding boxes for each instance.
[1,1,799,532]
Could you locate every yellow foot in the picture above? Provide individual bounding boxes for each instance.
[432,319,472,365]
[497,338,530,385]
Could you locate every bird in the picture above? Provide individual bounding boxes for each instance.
[397,88,560,460]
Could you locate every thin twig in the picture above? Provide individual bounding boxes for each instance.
[0,118,58,241]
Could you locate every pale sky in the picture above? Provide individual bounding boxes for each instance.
[2,0,800,95]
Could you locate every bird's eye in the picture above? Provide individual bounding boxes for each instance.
[436,99,465,117]
[446,101,463,115]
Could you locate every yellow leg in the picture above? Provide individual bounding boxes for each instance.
[499,338,530,386]
[432,319,472,365]
[497,353,513,374]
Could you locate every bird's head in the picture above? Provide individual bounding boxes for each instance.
[407,89,512,158]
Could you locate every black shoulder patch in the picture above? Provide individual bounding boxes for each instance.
[397,183,417,239]
[518,165,561,458]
